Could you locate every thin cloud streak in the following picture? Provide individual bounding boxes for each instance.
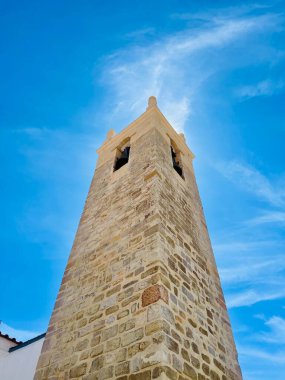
[220,256,285,284]
[215,160,285,207]
[213,159,285,309]
[213,239,279,253]
[172,4,272,23]
[245,211,285,226]
[236,79,284,99]
[226,289,285,308]
[258,316,285,344]
[238,345,285,364]
[102,11,282,132]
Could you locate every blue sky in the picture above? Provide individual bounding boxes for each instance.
[1,1,285,379]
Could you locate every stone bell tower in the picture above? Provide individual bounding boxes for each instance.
[35,97,242,380]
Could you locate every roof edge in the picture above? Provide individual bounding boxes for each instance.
[8,333,46,353]
[0,331,22,345]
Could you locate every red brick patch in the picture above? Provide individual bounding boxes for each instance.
[142,285,168,307]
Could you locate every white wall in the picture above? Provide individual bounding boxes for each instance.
[0,337,44,380]
[0,337,17,357]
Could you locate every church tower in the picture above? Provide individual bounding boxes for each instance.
[35,97,242,380]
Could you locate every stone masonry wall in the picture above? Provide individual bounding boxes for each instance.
[34,105,242,380]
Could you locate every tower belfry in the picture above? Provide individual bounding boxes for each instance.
[35,97,242,380]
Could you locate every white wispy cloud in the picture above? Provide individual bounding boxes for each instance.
[213,160,285,308]
[236,79,284,99]
[236,316,285,378]
[125,27,156,39]
[258,316,285,344]
[220,256,285,285]
[172,4,272,23]
[213,239,278,254]
[238,345,285,364]
[226,289,285,308]
[215,160,285,207]
[102,10,282,132]
[221,254,285,308]
[245,211,285,226]
[254,313,266,321]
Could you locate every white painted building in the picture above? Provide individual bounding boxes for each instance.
[0,332,45,380]
[0,332,20,357]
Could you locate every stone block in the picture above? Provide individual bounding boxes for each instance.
[90,344,103,358]
[121,328,144,347]
[102,325,118,341]
[183,363,197,379]
[106,337,121,352]
[115,361,130,376]
[90,356,104,372]
[152,365,178,379]
[69,363,87,378]
[145,320,170,336]
[98,366,113,379]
